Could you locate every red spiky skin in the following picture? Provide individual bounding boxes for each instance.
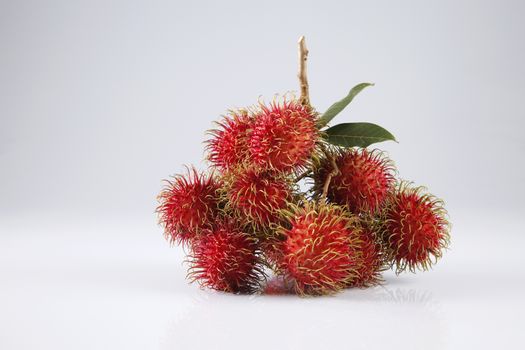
[279,204,361,295]
[249,100,318,172]
[259,233,286,270]
[156,168,220,245]
[207,111,253,170]
[385,185,450,272]
[314,149,394,215]
[348,228,384,287]
[227,168,291,227]
[189,221,263,293]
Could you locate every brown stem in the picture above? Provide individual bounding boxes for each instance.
[294,170,311,182]
[319,144,339,203]
[298,36,310,107]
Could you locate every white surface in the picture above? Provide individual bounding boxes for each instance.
[1,212,524,350]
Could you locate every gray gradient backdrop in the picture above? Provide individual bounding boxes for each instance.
[1,1,525,349]
[2,0,524,221]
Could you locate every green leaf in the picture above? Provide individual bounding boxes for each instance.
[317,83,374,128]
[323,122,397,148]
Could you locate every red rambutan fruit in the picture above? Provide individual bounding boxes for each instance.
[188,220,264,293]
[249,99,319,172]
[225,167,292,227]
[263,275,295,295]
[314,148,395,215]
[156,168,220,245]
[277,203,361,295]
[384,183,450,272]
[258,231,286,271]
[347,225,385,288]
[206,110,253,170]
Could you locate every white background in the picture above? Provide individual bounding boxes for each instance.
[1,1,524,349]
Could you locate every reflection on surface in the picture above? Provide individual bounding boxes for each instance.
[160,284,444,350]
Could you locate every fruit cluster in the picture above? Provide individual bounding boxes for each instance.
[156,39,450,296]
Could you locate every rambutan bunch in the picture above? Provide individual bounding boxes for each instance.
[156,36,451,296]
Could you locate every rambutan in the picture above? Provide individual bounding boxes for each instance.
[206,110,253,170]
[384,183,450,272]
[314,148,395,215]
[156,168,220,245]
[348,224,385,287]
[258,231,286,271]
[249,99,319,172]
[277,203,362,295]
[225,167,292,227]
[188,220,264,293]
[263,275,295,295]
